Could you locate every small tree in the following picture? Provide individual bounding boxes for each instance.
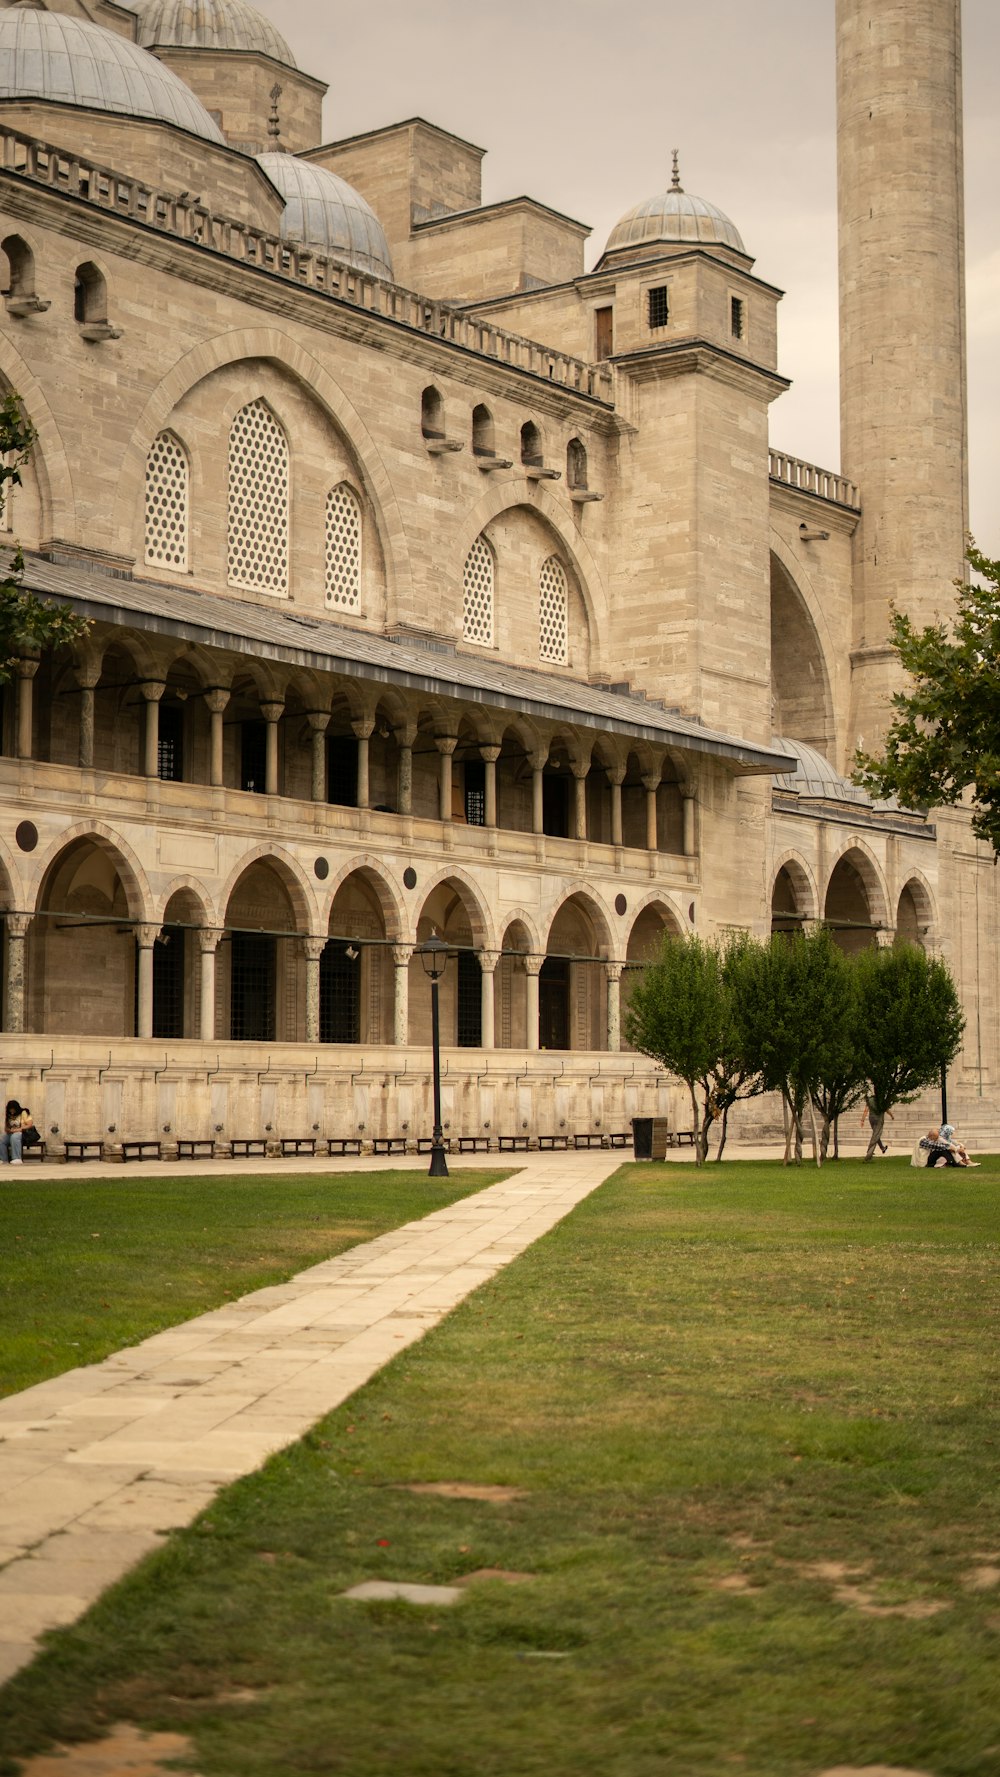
[705,933,765,1161]
[0,393,89,675]
[623,934,727,1165]
[808,954,867,1160]
[855,544,1000,858]
[733,927,853,1165]
[853,943,965,1125]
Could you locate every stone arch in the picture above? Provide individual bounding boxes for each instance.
[895,872,936,948]
[409,872,493,1048]
[154,874,215,928]
[324,856,405,943]
[155,879,213,1039]
[112,327,412,623]
[322,864,399,1045]
[540,890,613,1051]
[455,481,610,645]
[411,868,493,950]
[0,332,72,540]
[823,841,889,955]
[769,538,836,758]
[624,891,685,954]
[771,851,819,937]
[31,823,151,924]
[218,845,317,935]
[620,894,684,1047]
[495,911,540,1049]
[29,829,152,1036]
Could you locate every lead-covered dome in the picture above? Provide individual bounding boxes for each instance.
[134,0,296,68]
[604,161,746,259]
[0,4,225,142]
[257,153,394,282]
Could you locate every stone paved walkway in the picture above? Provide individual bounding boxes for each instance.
[0,1153,620,1685]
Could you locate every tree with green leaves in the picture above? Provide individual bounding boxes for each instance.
[0,393,89,675]
[854,543,1000,857]
[808,956,867,1161]
[852,943,965,1134]
[624,934,734,1165]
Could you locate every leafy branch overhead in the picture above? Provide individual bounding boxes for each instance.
[854,544,1000,857]
[0,392,90,677]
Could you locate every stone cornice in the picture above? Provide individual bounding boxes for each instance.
[611,340,790,400]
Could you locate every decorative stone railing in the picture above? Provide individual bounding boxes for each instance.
[0,127,615,405]
[769,450,860,511]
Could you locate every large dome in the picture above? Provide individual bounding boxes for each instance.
[604,163,746,259]
[0,5,224,142]
[257,154,394,282]
[134,0,296,68]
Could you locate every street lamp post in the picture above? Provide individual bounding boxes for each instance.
[419,931,449,1178]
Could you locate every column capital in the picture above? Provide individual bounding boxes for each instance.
[395,721,418,748]
[392,943,414,969]
[434,733,458,756]
[136,922,161,950]
[570,759,591,780]
[139,680,166,704]
[74,659,102,691]
[528,747,549,771]
[478,947,502,975]
[641,772,661,793]
[352,716,375,741]
[302,935,326,963]
[204,687,231,715]
[605,762,627,786]
[306,709,331,735]
[197,927,221,955]
[604,960,624,982]
[479,744,501,764]
[260,699,284,724]
[523,954,543,978]
[14,655,39,681]
[5,912,30,939]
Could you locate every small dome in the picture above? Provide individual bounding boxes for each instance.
[770,736,898,810]
[257,153,394,282]
[134,0,296,68]
[604,161,746,259]
[0,5,224,142]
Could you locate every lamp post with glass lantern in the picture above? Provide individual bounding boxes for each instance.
[419,931,449,1177]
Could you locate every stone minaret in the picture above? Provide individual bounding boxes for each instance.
[836,0,968,750]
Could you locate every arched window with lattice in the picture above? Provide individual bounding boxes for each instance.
[227,398,289,595]
[463,532,495,647]
[539,555,568,664]
[325,481,362,609]
[144,430,189,571]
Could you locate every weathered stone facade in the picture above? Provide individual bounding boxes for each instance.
[0,0,990,1154]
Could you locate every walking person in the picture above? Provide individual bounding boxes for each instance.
[0,1099,30,1164]
[861,1095,893,1160]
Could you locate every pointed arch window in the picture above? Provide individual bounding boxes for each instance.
[539,556,568,664]
[144,430,189,571]
[463,533,495,647]
[325,481,362,609]
[227,398,289,595]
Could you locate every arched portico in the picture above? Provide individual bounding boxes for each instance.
[30,835,148,1036]
[824,845,887,955]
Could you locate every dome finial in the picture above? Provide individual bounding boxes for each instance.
[268,81,283,147]
[671,149,683,193]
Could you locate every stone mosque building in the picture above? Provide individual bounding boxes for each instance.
[0,0,988,1151]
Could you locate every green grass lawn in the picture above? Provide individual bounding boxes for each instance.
[2,1157,999,1776]
[0,1169,503,1396]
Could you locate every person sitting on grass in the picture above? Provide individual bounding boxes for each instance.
[919,1127,975,1168]
[939,1123,980,1167]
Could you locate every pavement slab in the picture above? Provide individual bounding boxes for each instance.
[0,1151,618,1682]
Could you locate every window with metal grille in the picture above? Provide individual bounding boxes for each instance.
[230,932,276,1041]
[227,398,289,595]
[152,927,185,1038]
[731,295,745,340]
[327,734,359,807]
[325,482,362,608]
[464,758,486,826]
[157,704,184,782]
[240,721,267,793]
[542,772,569,838]
[539,556,568,665]
[320,940,360,1043]
[463,533,495,647]
[648,285,669,329]
[144,431,188,570]
[457,949,482,1047]
[539,956,570,1050]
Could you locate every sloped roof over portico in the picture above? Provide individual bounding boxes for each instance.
[17,550,791,776]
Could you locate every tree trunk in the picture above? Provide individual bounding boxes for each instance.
[782,1093,793,1166]
[833,1115,840,1161]
[690,1082,703,1166]
[793,1100,804,1164]
[715,1104,731,1162]
[819,1115,832,1162]
[807,1096,821,1167]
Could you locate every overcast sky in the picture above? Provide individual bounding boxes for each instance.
[257,0,998,554]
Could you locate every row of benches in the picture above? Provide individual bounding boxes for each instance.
[25,1130,684,1164]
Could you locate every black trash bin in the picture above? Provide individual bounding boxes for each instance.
[631,1117,654,1160]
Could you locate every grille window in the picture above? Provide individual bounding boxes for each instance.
[240,721,267,793]
[152,927,185,1039]
[327,735,359,807]
[457,949,482,1047]
[539,556,568,665]
[463,533,495,647]
[144,431,188,570]
[230,932,276,1041]
[648,285,669,329]
[157,704,184,782]
[227,398,289,595]
[731,296,745,340]
[320,940,361,1043]
[542,773,569,838]
[464,758,486,826]
[325,482,362,609]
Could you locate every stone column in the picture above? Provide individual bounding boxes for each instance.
[136,923,159,1039]
[75,661,101,769]
[396,731,414,815]
[683,792,697,858]
[481,745,501,828]
[480,949,500,1050]
[303,936,325,1043]
[140,682,165,780]
[198,929,219,1042]
[524,956,542,1052]
[607,764,626,847]
[306,712,329,802]
[571,763,589,841]
[606,961,623,1053]
[204,688,230,788]
[642,774,660,852]
[4,913,30,1033]
[436,735,457,823]
[15,657,39,761]
[392,944,412,1045]
[260,700,283,796]
[353,717,374,810]
[530,752,548,835]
